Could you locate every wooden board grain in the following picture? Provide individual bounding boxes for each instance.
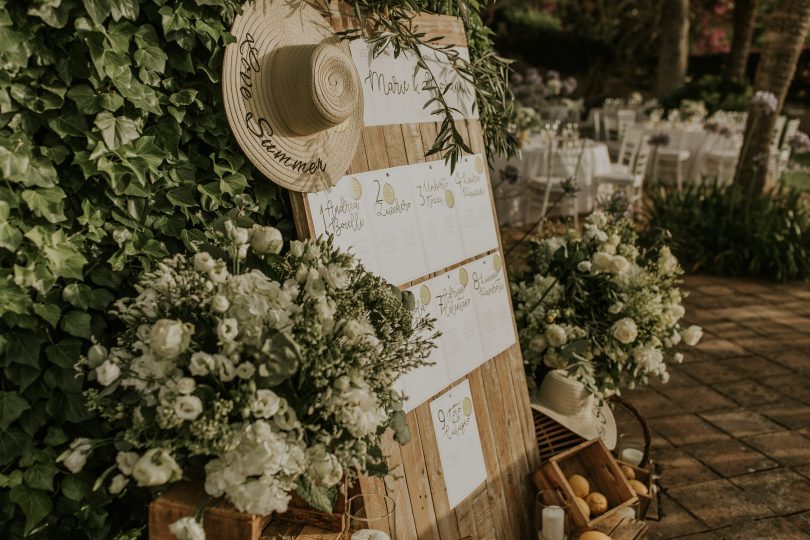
[290,3,539,539]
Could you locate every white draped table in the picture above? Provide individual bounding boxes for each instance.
[491,137,611,226]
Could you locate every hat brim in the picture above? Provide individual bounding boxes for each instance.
[531,400,617,450]
[222,0,363,193]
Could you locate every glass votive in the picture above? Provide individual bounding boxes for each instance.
[535,491,571,540]
[617,433,645,466]
[344,493,396,540]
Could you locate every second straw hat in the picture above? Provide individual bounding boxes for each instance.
[222,0,363,192]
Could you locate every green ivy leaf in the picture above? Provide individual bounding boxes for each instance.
[46,339,82,369]
[21,187,66,223]
[33,303,61,328]
[23,462,59,492]
[43,240,88,280]
[295,476,336,513]
[0,222,23,252]
[45,390,90,423]
[63,283,94,310]
[60,310,92,338]
[94,111,140,150]
[133,45,167,73]
[9,484,53,535]
[0,391,30,430]
[0,277,32,316]
[5,333,44,368]
[0,428,32,466]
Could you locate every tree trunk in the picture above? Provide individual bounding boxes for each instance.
[735,0,810,193]
[725,0,759,83]
[656,0,690,97]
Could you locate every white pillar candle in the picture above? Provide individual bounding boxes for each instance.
[541,505,565,540]
[620,448,644,466]
[351,529,391,540]
[617,506,636,520]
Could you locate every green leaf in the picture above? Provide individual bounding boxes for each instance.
[33,303,61,328]
[9,485,53,535]
[46,339,82,369]
[0,470,23,489]
[23,463,59,492]
[0,277,32,316]
[5,333,43,368]
[61,475,89,501]
[0,222,22,251]
[166,186,197,207]
[60,311,92,338]
[134,46,167,73]
[0,392,30,431]
[295,476,337,513]
[66,84,102,115]
[21,187,66,223]
[45,390,90,423]
[43,241,88,280]
[94,111,140,150]
[390,410,411,444]
[63,283,93,310]
[0,428,32,466]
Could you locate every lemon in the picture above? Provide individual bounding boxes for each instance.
[350,178,362,200]
[459,267,469,287]
[493,253,502,272]
[419,285,431,306]
[382,182,395,204]
[462,397,472,416]
[474,155,484,174]
[445,189,455,208]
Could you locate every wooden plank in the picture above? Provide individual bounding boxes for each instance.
[380,432,419,540]
[400,412,442,540]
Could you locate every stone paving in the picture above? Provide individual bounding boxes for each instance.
[626,275,810,539]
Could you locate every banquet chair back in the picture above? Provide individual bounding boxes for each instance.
[592,109,603,141]
[633,135,652,178]
[617,110,636,142]
[782,119,800,149]
[774,119,801,179]
[771,116,787,151]
[618,125,643,167]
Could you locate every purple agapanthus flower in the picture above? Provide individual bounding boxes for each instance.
[751,91,778,114]
[789,131,810,154]
[561,76,577,96]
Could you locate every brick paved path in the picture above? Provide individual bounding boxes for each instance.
[626,276,810,539]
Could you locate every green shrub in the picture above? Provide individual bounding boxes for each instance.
[642,182,810,282]
[660,74,752,113]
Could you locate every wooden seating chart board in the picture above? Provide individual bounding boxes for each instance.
[290,3,540,539]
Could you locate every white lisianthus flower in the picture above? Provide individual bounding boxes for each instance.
[289,240,305,258]
[671,331,682,346]
[658,246,680,275]
[210,295,229,313]
[235,362,255,379]
[189,352,215,376]
[131,449,183,487]
[175,377,196,395]
[671,304,686,319]
[545,236,565,253]
[174,395,203,421]
[592,251,612,272]
[252,389,281,418]
[608,302,624,314]
[168,516,205,540]
[545,324,567,348]
[543,351,568,369]
[214,355,236,382]
[225,221,250,245]
[321,264,350,289]
[577,261,592,272]
[150,319,193,359]
[217,318,239,342]
[529,335,548,353]
[95,360,121,386]
[682,325,703,346]
[193,252,215,272]
[674,352,684,363]
[612,318,638,344]
[633,346,664,371]
[208,262,229,284]
[608,255,630,274]
[660,371,671,384]
[109,474,129,495]
[116,451,139,475]
[57,438,93,473]
[306,445,343,487]
[250,224,283,255]
[87,344,108,367]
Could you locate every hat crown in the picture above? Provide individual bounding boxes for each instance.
[272,43,360,136]
[537,369,595,416]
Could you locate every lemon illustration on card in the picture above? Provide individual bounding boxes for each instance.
[350,178,362,200]
[444,189,455,209]
[459,267,469,288]
[474,155,484,174]
[462,397,472,416]
[419,284,431,306]
[383,183,395,204]
[493,253,502,272]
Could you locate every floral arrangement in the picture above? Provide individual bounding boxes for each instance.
[511,212,702,399]
[59,223,435,534]
[515,105,542,134]
[679,99,708,122]
[511,68,577,109]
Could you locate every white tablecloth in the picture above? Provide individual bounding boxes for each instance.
[491,138,611,226]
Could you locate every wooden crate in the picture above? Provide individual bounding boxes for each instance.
[260,518,343,540]
[532,406,585,462]
[617,460,653,520]
[589,513,648,540]
[530,439,638,532]
[149,482,345,540]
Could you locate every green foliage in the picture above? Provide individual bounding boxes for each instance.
[0,0,290,537]
[661,74,753,114]
[643,183,810,282]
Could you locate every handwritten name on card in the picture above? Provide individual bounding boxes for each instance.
[350,41,478,127]
[469,254,517,360]
[430,381,487,508]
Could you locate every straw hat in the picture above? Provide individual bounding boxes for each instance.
[531,369,617,450]
[222,0,363,192]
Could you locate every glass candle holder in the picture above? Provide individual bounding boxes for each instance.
[344,493,396,540]
[534,491,571,540]
[617,433,645,466]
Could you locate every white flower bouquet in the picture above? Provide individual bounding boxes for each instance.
[63,223,435,533]
[512,212,702,399]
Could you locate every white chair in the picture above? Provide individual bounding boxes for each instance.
[527,141,583,227]
[594,134,651,212]
[702,149,740,186]
[774,118,800,179]
[652,129,691,189]
[607,110,636,159]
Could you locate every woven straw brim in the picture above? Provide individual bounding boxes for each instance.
[222,0,363,192]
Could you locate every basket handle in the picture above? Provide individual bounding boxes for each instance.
[611,395,652,468]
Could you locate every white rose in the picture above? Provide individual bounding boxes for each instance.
[116,451,139,475]
[592,251,612,272]
[658,246,680,274]
[307,445,343,487]
[131,449,183,487]
[660,371,671,384]
[174,395,203,421]
[252,389,281,418]
[95,360,121,386]
[210,295,230,313]
[57,438,92,473]
[150,319,193,359]
[682,325,703,346]
[633,346,664,371]
[529,335,548,353]
[612,318,638,344]
[608,302,624,314]
[250,224,283,255]
[671,331,682,345]
[290,240,305,258]
[175,377,196,395]
[608,255,630,274]
[109,474,129,495]
[214,355,236,382]
[168,516,205,540]
[545,324,567,348]
[608,233,620,246]
[87,344,108,368]
[225,221,250,245]
[671,304,685,319]
[320,264,350,289]
[189,352,215,376]
[208,262,229,284]
[217,318,239,342]
[577,261,591,272]
[235,362,255,379]
[674,352,684,363]
[193,252,215,272]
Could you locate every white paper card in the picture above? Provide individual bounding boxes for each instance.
[412,165,465,271]
[430,380,487,508]
[468,254,517,359]
[452,155,499,256]
[350,41,478,127]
